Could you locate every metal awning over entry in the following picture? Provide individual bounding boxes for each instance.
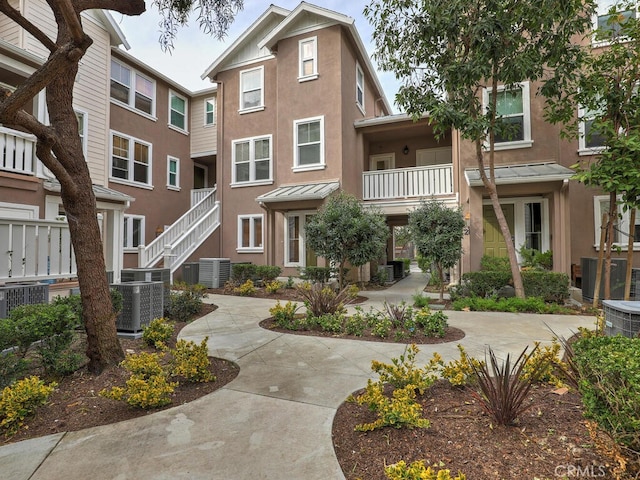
[256,181,340,203]
[464,162,574,187]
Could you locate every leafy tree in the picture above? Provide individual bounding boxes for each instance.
[409,200,465,301]
[365,0,594,298]
[305,191,389,289]
[546,0,640,302]
[0,0,242,373]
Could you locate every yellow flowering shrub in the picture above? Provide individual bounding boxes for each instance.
[0,376,57,436]
[170,338,214,383]
[371,344,439,394]
[440,344,485,387]
[385,460,466,480]
[142,317,175,350]
[265,280,284,294]
[234,279,257,296]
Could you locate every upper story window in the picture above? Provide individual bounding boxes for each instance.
[294,116,325,171]
[578,104,607,155]
[239,66,264,113]
[356,63,365,113]
[205,97,216,125]
[483,82,532,150]
[594,0,637,42]
[110,60,155,117]
[110,131,152,187]
[232,135,272,185]
[169,91,187,131]
[167,156,180,190]
[299,37,318,81]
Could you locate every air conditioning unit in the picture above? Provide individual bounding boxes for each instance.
[0,282,50,318]
[199,258,231,288]
[121,268,170,311]
[603,300,640,338]
[111,281,164,338]
[378,265,395,284]
[182,263,200,285]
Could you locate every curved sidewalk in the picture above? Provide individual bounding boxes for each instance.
[0,274,595,480]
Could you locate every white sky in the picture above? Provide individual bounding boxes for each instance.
[113,0,401,110]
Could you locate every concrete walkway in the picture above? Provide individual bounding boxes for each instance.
[0,273,596,480]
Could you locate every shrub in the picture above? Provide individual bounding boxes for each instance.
[412,292,430,309]
[573,336,640,454]
[382,301,414,329]
[0,376,57,436]
[264,280,284,294]
[296,282,357,317]
[480,255,511,272]
[308,312,345,333]
[344,314,368,336]
[170,338,214,383]
[234,279,257,296]
[269,301,302,330]
[455,271,512,298]
[53,290,123,319]
[351,381,431,432]
[167,285,205,322]
[519,247,553,270]
[521,270,569,303]
[440,345,485,387]
[0,352,29,389]
[470,345,548,426]
[371,317,393,338]
[451,296,572,314]
[120,352,165,377]
[300,266,334,284]
[142,318,175,349]
[231,263,257,283]
[415,309,448,337]
[522,341,566,387]
[255,265,282,283]
[385,460,466,480]
[370,344,438,394]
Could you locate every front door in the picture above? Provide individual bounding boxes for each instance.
[483,204,515,257]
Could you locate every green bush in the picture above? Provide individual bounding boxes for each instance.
[167,286,204,322]
[370,344,437,393]
[454,271,512,299]
[522,270,569,303]
[451,296,572,314]
[0,352,29,389]
[296,282,356,317]
[142,318,175,349]
[269,301,302,330]
[415,309,448,337]
[52,289,124,319]
[574,336,640,453]
[519,247,553,270]
[0,376,57,436]
[300,266,334,284]
[308,312,345,333]
[231,263,256,283]
[344,314,368,336]
[412,292,430,309]
[255,265,282,283]
[480,255,511,272]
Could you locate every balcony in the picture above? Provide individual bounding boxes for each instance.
[0,126,36,175]
[362,164,454,201]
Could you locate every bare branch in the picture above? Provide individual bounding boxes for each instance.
[58,0,85,44]
[0,0,57,52]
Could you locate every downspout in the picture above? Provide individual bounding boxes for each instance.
[215,80,224,258]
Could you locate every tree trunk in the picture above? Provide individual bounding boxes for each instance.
[624,208,636,301]
[437,263,445,303]
[604,191,617,300]
[47,59,123,374]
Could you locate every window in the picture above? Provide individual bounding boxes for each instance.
[232,135,272,185]
[356,63,365,112]
[205,97,216,125]
[594,0,637,41]
[167,156,179,190]
[123,215,145,250]
[524,202,543,251]
[239,66,264,112]
[594,195,640,248]
[238,215,263,251]
[579,104,606,154]
[169,91,187,131]
[483,82,532,150]
[294,116,324,170]
[299,37,318,81]
[110,60,155,116]
[285,212,316,267]
[75,110,87,158]
[110,132,152,186]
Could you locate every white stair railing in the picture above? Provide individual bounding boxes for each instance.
[138,186,218,270]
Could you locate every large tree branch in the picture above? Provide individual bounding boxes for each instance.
[73,0,145,15]
[59,0,85,44]
[0,0,57,52]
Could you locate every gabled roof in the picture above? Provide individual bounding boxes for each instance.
[94,10,130,49]
[201,5,291,79]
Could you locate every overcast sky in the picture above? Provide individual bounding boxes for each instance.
[113,0,400,110]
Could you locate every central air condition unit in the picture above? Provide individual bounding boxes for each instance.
[199,258,231,288]
[0,282,50,319]
[111,281,164,338]
[121,268,170,311]
[182,263,200,285]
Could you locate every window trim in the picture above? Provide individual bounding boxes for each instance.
[75,109,88,159]
[168,90,188,133]
[123,214,145,252]
[231,134,273,186]
[109,130,153,189]
[237,214,264,252]
[482,81,533,151]
[293,115,325,172]
[239,66,265,114]
[110,59,157,119]
[593,194,640,250]
[578,105,607,156]
[298,36,318,82]
[167,155,180,191]
[356,62,365,114]
[204,97,216,126]
[592,0,638,46]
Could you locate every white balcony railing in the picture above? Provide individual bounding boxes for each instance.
[0,126,36,175]
[0,219,76,282]
[362,164,454,201]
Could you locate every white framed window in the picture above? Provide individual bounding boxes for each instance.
[293,116,324,171]
[593,195,640,249]
[239,66,264,113]
[578,104,607,155]
[593,0,637,43]
[75,110,88,158]
[237,214,263,252]
[204,97,216,126]
[110,131,152,187]
[356,62,365,113]
[169,91,187,131]
[232,135,272,185]
[123,215,145,251]
[299,37,318,81]
[110,59,155,117]
[482,82,532,150]
[167,156,180,190]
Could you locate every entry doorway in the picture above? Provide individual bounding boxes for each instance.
[483,204,514,257]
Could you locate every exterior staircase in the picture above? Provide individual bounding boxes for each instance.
[137,186,220,276]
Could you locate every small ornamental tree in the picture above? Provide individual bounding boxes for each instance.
[305,192,389,289]
[409,200,465,301]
